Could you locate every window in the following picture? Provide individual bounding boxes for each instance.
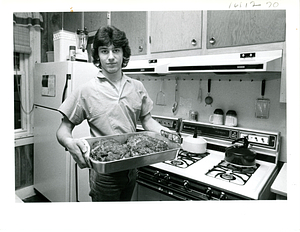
[14,52,33,137]
[13,13,43,141]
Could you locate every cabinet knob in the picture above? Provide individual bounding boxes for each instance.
[209,37,216,45]
[191,39,197,46]
[138,45,143,52]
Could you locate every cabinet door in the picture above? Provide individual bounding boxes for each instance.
[207,10,286,49]
[150,11,202,53]
[111,11,147,56]
[63,12,83,32]
[84,12,107,32]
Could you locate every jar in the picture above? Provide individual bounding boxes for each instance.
[69,46,76,61]
[189,110,198,121]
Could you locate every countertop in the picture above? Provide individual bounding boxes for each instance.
[15,194,24,203]
[271,163,287,197]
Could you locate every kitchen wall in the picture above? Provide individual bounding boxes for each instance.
[129,72,286,162]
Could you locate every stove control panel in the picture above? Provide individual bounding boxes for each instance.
[180,120,279,150]
[240,132,269,145]
[239,131,277,149]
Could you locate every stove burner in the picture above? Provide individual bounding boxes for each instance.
[220,172,236,181]
[164,149,210,168]
[170,159,185,166]
[206,160,260,185]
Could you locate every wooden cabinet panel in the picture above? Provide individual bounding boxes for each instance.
[207,10,286,49]
[111,11,147,56]
[150,11,202,53]
[63,12,83,32]
[84,12,107,32]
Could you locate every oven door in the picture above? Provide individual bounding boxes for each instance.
[136,179,201,201]
[136,168,211,201]
[136,166,250,201]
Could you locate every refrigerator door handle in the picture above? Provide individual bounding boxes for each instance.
[62,74,71,103]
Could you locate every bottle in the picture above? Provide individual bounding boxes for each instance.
[69,46,76,61]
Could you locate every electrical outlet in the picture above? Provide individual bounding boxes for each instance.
[240,133,269,145]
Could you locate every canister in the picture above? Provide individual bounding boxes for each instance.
[189,110,198,121]
[69,45,76,61]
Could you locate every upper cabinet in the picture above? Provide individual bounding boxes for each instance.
[111,11,147,56]
[149,11,202,53]
[206,10,286,49]
[63,12,107,33]
[84,12,107,32]
[63,12,83,32]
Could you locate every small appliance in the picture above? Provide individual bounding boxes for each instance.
[75,27,88,62]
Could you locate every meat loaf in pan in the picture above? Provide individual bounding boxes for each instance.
[81,131,180,174]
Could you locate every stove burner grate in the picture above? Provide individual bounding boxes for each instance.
[164,149,209,168]
[206,160,260,185]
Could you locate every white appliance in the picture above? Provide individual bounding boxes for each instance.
[123,50,282,74]
[136,116,281,200]
[33,61,98,202]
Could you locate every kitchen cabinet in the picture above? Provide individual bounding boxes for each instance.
[63,12,107,33]
[63,12,83,32]
[206,10,286,49]
[111,11,147,56]
[271,163,287,200]
[84,12,107,32]
[149,11,202,53]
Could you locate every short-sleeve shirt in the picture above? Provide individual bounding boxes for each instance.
[58,71,153,137]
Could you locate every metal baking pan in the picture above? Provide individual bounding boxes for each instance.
[82,131,180,174]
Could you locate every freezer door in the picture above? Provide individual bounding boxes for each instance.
[71,62,98,92]
[34,62,72,109]
[34,61,98,109]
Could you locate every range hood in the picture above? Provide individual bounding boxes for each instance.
[123,50,282,74]
[122,59,171,74]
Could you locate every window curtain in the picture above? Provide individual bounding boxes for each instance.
[13,12,44,54]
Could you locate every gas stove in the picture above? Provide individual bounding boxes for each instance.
[136,116,281,200]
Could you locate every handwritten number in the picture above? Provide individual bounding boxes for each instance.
[266,1,279,7]
[229,1,279,8]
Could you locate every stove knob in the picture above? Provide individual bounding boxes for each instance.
[153,171,161,182]
[164,174,170,181]
[154,171,161,177]
[183,180,190,190]
[219,192,228,200]
[206,187,213,199]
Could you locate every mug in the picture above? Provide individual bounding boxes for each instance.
[209,109,224,125]
[225,110,238,127]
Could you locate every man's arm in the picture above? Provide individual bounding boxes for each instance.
[140,113,171,134]
[56,116,89,169]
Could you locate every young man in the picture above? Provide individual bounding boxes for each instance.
[56,26,170,201]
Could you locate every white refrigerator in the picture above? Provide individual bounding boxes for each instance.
[33,61,98,202]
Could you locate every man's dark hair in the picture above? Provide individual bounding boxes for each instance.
[92,26,131,68]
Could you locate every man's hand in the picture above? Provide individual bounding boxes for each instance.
[65,138,89,169]
[56,116,90,169]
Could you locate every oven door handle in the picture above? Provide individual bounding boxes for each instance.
[137,179,203,201]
